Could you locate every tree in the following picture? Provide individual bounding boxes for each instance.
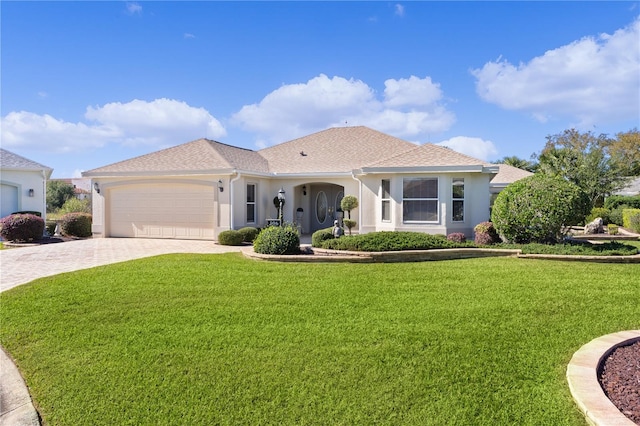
[496,155,537,173]
[534,129,628,208]
[491,174,590,244]
[606,128,640,177]
[340,195,359,235]
[46,181,75,212]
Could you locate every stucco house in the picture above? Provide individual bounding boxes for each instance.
[83,126,528,240]
[0,148,53,219]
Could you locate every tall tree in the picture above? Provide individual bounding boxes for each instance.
[605,128,640,177]
[496,155,537,173]
[534,129,628,208]
[46,180,75,212]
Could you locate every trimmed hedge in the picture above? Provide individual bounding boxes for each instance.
[604,195,640,210]
[318,231,469,252]
[60,213,92,238]
[586,207,611,225]
[473,221,500,245]
[311,227,335,247]
[622,209,640,233]
[238,227,260,243]
[0,214,44,242]
[217,230,244,246]
[253,224,300,255]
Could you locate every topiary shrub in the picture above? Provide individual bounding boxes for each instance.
[491,174,590,243]
[473,221,500,245]
[586,207,611,225]
[446,232,466,243]
[238,227,260,243]
[311,227,334,247]
[217,230,244,246]
[622,209,640,233]
[0,214,45,242]
[253,224,300,255]
[59,213,92,238]
[342,219,357,235]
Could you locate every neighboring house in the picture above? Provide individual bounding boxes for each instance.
[83,126,529,241]
[612,177,640,197]
[50,178,92,200]
[0,149,53,219]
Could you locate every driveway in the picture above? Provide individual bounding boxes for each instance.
[0,238,248,292]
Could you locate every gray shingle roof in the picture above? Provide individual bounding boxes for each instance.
[362,143,494,170]
[0,148,53,174]
[489,164,534,185]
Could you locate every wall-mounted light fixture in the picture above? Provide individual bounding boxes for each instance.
[28,188,35,197]
[94,182,100,194]
[217,180,224,192]
[302,185,307,196]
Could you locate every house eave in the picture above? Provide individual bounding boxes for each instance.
[357,165,498,175]
[82,168,237,178]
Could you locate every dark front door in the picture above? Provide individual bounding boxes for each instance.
[310,184,343,232]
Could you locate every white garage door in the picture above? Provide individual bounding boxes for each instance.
[1,184,19,218]
[109,183,215,240]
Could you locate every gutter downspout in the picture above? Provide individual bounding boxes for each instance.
[42,170,47,223]
[229,171,242,230]
[351,171,363,234]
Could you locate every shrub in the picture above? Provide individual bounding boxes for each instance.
[238,227,260,243]
[253,224,300,255]
[0,214,44,242]
[447,232,466,243]
[59,213,92,238]
[59,197,91,215]
[473,221,500,245]
[491,174,590,243]
[586,207,611,225]
[319,231,468,252]
[312,227,334,247]
[343,219,357,235]
[604,195,640,210]
[609,205,628,226]
[10,210,42,217]
[622,209,640,233]
[217,230,244,246]
[607,224,619,235]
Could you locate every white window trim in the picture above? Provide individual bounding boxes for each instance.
[452,178,465,223]
[246,182,256,224]
[381,179,391,223]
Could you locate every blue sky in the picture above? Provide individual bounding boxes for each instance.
[2,1,639,178]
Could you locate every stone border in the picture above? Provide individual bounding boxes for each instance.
[566,330,640,426]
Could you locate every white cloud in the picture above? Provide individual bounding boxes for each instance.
[231,74,455,145]
[471,17,640,127]
[395,4,405,17]
[126,2,142,15]
[184,33,195,39]
[436,136,498,161]
[37,91,48,99]
[1,99,226,153]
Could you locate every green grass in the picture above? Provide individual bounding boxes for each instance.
[1,253,638,425]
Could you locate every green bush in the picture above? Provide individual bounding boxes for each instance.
[217,230,244,246]
[319,231,468,252]
[60,213,92,238]
[604,195,640,210]
[0,214,44,242]
[253,224,300,255]
[311,227,334,247]
[59,197,91,215]
[491,174,590,243]
[238,227,260,243]
[607,224,619,235]
[473,221,500,245]
[609,205,628,226]
[586,207,611,225]
[342,219,356,235]
[622,209,640,233]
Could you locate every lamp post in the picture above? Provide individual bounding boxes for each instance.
[277,187,285,225]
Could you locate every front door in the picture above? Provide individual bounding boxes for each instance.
[310,184,343,232]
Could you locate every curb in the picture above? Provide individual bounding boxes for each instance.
[567,330,640,426]
[0,347,40,426]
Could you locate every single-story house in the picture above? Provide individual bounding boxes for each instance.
[0,148,53,219]
[49,178,92,200]
[83,126,530,240]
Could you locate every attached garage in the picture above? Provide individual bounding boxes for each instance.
[0,183,19,218]
[108,182,215,240]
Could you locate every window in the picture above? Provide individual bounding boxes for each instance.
[403,178,438,222]
[381,179,391,222]
[246,183,256,223]
[452,178,464,222]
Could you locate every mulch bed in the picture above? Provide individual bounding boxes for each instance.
[599,340,640,424]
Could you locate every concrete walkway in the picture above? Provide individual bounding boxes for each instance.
[0,238,248,425]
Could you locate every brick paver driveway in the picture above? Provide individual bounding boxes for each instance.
[0,238,248,292]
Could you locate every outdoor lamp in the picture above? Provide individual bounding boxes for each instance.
[302,185,307,196]
[218,180,224,192]
[277,188,285,224]
[278,187,285,202]
[28,189,35,197]
[94,182,100,194]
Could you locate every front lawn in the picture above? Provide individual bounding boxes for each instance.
[1,253,638,425]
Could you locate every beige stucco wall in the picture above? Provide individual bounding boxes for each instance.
[0,169,48,218]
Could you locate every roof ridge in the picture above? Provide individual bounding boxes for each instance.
[0,148,53,170]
